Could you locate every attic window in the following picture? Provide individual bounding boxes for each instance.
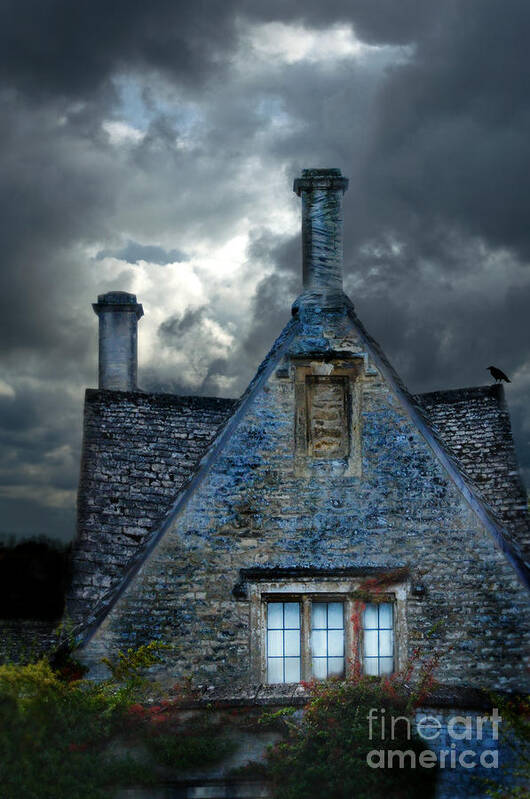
[306,376,349,458]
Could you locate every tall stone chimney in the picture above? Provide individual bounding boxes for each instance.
[293,168,349,310]
[92,291,143,391]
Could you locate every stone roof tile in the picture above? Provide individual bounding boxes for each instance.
[415,384,530,561]
[67,390,237,621]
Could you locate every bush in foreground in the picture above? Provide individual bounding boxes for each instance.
[266,665,439,799]
[0,643,232,798]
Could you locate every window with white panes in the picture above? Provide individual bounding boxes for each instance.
[362,602,394,675]
[259,590,400,685]
[311,601,345,678]
[266,601,301,683]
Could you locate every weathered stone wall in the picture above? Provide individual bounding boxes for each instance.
[78,310,530,692]
[410,706,519,799]
[68,391,235,621]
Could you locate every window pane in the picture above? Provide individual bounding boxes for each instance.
[379,629,393,657]
[284,629,301,657]
[311,629,327,657]
[364,658,379,676]
[284,657,300,683]
[267,658,283,683]
[328,629,344,657]
[268,603,283,629]
[312,658,327,679]
[379,603,393,629]
[364,629,378,657]
[328,657,344,677]
[312,602,327,629]
[284,602,300,629]
[364,604,378,629]
[380,657,394,675]
[267,629,283,657]
[327,602,344,629]
[362,601,395,676]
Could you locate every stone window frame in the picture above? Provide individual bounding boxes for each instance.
[293,357,363,476]
[249,577,409,684]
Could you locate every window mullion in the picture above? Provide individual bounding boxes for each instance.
[345,597,354,677]
[301,596,311,682]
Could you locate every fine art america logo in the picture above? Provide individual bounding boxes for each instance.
[366,708,502,769]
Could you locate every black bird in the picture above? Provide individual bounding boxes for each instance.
[487,366,511,383]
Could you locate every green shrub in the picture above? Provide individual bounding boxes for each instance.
[0,644,237,797]
[266,675,438,799]
[0,659,117,798]
[484,693,530,798]
[147,724,235,769]
[0,644,167,798]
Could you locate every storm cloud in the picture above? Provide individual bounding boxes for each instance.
[1,1,529,542]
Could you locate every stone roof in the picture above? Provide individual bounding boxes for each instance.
[67,390,236,621]
[416,385,530,562]
[66,308,529,645]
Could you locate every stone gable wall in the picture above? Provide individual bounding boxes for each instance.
[78,316,530,692]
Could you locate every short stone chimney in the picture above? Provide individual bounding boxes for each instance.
[293,168,349,310]
[92,292,143,391]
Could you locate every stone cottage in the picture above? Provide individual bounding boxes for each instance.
[66,168,529,703]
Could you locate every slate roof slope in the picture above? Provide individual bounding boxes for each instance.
[345,298,530,588]
[416,385,530,561]
[67,390,237,621]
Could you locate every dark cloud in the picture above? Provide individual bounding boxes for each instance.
[0,496,74,544]
[355,0,530,259]
[0,1,439,101]
[1,1,529,544]
[96,240,188,265]
[0,384,81,542]
[0,1,242,98]
[158,306,206,341]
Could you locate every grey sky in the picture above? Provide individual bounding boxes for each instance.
[1,1,529,543]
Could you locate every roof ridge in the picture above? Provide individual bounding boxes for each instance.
[85,388,238,405]
[416,384,502,400]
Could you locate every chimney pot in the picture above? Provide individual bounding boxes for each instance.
[92,291,143,391]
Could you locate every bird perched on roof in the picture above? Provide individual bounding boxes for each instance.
[487,365,511,383]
